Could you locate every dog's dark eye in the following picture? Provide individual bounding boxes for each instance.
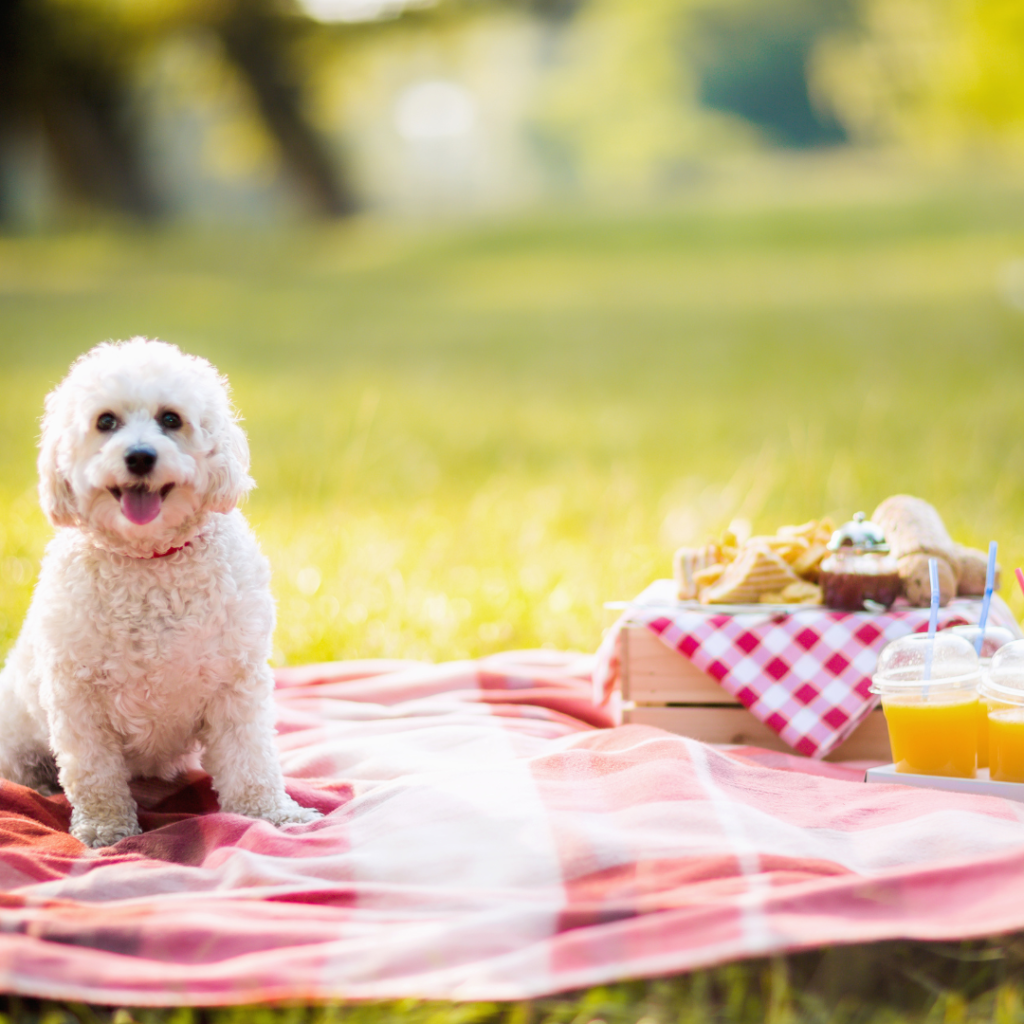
[160,411,182,431]
[96,413,118,432]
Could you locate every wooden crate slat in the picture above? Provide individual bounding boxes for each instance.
[619,623,891,761]
[623,706,891,763]
[622,625,738,704]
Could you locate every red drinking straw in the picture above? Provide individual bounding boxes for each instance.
[1016,567,1024,598]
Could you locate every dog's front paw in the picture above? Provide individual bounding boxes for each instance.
[70,813,142,849]
[261,795,323,827]
[222,793,323,827]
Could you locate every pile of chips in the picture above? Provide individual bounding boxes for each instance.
[674,518,835,605]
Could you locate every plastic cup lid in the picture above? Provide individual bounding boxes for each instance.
[981,638,1024,704]
[948,623,1017,660]
[870,631,980,694]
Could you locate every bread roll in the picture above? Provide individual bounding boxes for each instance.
[871,495,961,607]
[955,544,1000,596]
[899,553,959,607]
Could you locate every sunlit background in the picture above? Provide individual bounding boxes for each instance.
[3,0,1024,665]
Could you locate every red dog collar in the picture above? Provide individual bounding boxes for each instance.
[150,543,191,559]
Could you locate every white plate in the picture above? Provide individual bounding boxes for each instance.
[605,600,812,614]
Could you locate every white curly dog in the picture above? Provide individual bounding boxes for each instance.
[0,338,321,847]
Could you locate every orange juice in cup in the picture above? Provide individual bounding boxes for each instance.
[949,624,1016,770]
[988,710,1024,782]
[981,639,1024,783]
[871,632,980,778]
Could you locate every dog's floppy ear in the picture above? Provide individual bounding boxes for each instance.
[205,417,254,515]
[37,391,79,528]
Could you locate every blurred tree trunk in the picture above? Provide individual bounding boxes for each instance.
[0,0,574,225]
[0,0,356,223]
[38,60,162,219]
[0,0,161,222]
[219,4,358,219]
[0,0,30,222]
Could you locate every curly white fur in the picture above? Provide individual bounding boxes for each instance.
[0,338,321,847]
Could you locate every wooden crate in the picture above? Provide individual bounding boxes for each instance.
[620,624,891,762]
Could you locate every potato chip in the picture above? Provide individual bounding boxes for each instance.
[674,544,720,600]
[776,520,820,541]
[700,545,800,604]
[692,563,726,588]
[771,538,811,563]
[814,518,836,545]
[791,542,829,581]
[780,580,823,604]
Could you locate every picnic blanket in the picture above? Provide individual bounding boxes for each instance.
[595,580,1022,757]
[3,652,1024,1005]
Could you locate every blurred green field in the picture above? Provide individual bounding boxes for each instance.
[4,160,1024,665]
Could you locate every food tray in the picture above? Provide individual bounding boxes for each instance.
[864,763,1024,803]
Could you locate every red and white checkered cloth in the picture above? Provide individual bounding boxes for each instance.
[4,654,1024,1002]
[594,579,1022,758]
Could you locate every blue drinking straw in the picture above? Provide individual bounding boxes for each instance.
[974,541,998,656]
[923,556,940,688]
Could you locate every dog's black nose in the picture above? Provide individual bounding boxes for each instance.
[124,445,157,477]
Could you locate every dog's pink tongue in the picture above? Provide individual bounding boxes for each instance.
[121,489,162,525]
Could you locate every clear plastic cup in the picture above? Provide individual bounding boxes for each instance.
[948,624,1018,660]
[981,639,1024,783]
[871,632,981,778]
[949,624,1017,770]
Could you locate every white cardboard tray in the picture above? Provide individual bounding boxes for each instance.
[865,763,1024,803]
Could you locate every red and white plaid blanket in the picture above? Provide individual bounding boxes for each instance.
[595,580,1022,757]
[3,652,1024,1005]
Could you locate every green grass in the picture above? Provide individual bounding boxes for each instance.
[6,936,1024,1022]
[4,155,1024,1018]
[5,165,1024,664]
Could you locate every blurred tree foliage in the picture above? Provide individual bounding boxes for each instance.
[689,0,851,148]
[10,0,1018,223]
[0,0,586,223]
[0,0,357,221]
[531,0,756,197]
[0,0,165,218]
[812,0,1024,162]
